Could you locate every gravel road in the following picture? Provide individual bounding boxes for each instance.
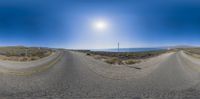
[0,51,200,99]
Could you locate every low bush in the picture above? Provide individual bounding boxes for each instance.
[86,53,91,56]
[124,59,141,64]
[0,46,53,61]
[105,58,122,64]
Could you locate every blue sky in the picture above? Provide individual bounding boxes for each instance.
[0,0,200,49]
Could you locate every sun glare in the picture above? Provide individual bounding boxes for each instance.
[93,20,108,31]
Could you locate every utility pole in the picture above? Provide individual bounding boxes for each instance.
[39,47,41,52]
[26,49,28,57]
[118,42,119,52]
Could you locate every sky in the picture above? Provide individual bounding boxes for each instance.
[0,0,200,49]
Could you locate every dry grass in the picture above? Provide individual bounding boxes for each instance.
[123,59,141,65]
[105,57,123,65]
[85,50,167,65]
[183,48,200,59]
[75,49,168,65]
[88,50,167,60]
[0,46,53,61]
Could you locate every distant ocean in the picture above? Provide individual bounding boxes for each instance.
[91,48,166,52]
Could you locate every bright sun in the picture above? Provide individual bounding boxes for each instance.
[93,20,108,31]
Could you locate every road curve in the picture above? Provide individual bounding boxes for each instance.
[0,51,200,98]
[0,51,63,75]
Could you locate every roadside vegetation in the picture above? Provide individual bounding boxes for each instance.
[183,48,200,58]
[0,46,54,61]
[79,50,170,65]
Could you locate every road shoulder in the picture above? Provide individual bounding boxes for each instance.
[70,51,174,80]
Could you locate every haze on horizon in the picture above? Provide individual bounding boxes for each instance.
[0,0,200,49]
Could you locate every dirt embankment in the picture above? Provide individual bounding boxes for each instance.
[0,46,54,61]
[183,48,200,59]
[82,50,171,65]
